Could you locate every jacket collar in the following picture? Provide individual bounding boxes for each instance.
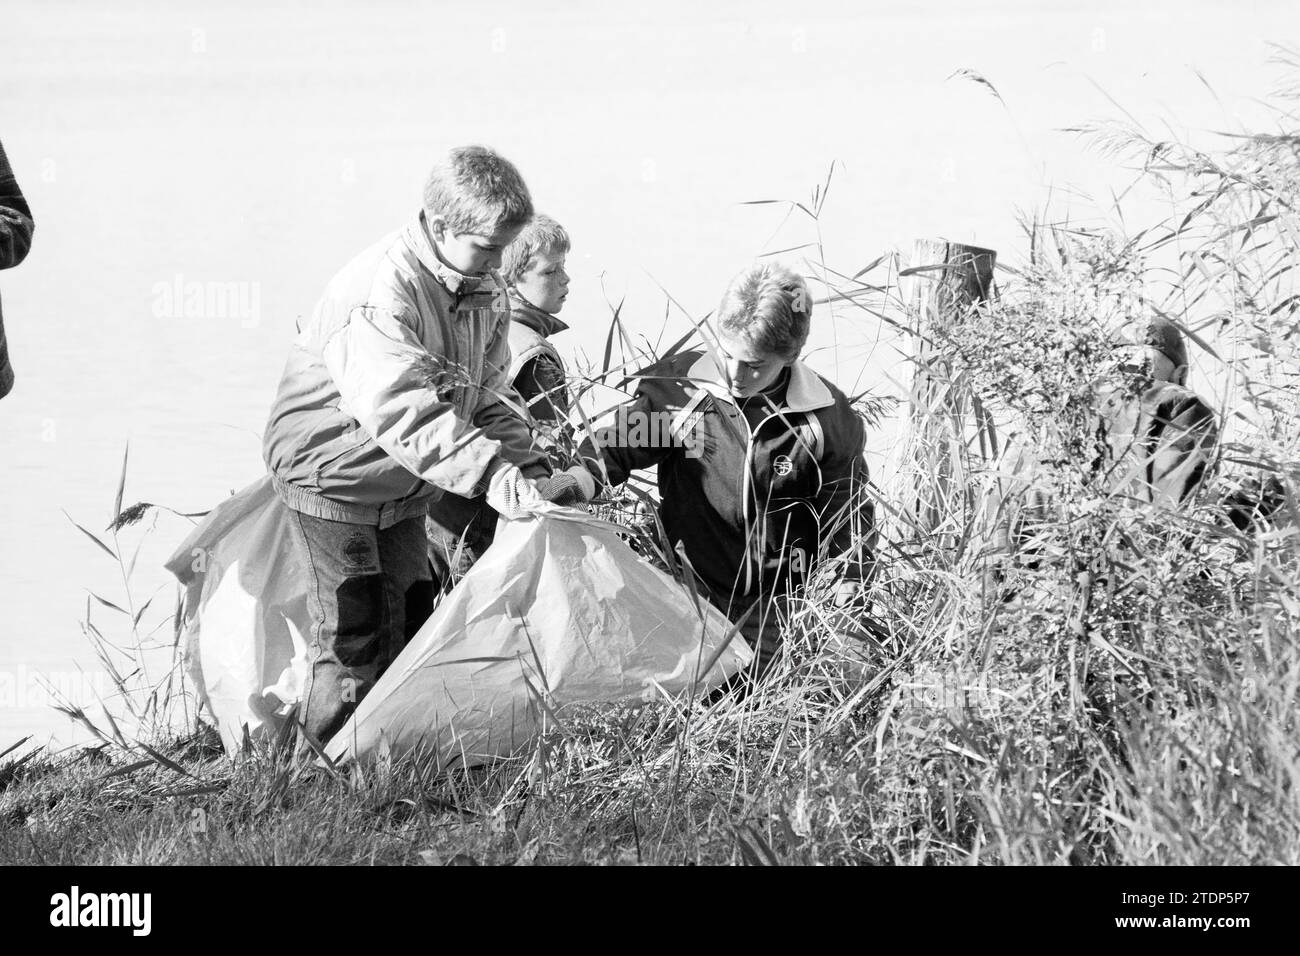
[405,211,504,297]
[685,351,834,413]
[508,292,570,337]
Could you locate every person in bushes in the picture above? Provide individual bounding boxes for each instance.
[1096,318,1218,508]
[983,317,1219,564]
[577,262,876,678]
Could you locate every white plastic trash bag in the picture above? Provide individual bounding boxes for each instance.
[324,510,752,766]
[164,476,310,754]
[167,483,751,762]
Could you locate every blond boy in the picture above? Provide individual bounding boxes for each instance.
[502,213,574,423]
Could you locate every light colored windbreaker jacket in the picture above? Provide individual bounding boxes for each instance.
[263,211,548,528]
[506,292,569,423]
[506,297,566,384]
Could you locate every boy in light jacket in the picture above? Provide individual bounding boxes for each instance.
[262,146,591,743]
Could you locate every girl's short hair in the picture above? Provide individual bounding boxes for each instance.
[716,263,812,361]
[422,145,534,234]
[501,214,571,285]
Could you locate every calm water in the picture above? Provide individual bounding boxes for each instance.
[1,0,1292,746]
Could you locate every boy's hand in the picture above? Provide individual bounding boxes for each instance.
[535,466,597,506]
[486,463,545,519]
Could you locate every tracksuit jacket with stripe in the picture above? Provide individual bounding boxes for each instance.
[581,349,875,614]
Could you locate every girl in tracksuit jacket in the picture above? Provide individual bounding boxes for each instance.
[581,263,875,675]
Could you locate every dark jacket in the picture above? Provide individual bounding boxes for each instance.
[983,378,1218,558]
[1097,379,1217,508]
[0,139,34,400]
[581,349,874,611]
[507,293,569,424]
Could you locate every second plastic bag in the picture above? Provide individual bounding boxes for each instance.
[164,476,310,754]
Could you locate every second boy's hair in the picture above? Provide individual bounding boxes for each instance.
[423,145,534,234]
[502,214,571,285]
[716,263,812,361]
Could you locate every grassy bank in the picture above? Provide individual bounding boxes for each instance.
[4,58,1300,866]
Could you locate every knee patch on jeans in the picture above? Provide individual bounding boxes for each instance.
[333,574,385,666]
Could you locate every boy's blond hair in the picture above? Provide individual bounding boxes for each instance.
[501,214,570,286]
[716,263,812,361]
[422,145,533,234]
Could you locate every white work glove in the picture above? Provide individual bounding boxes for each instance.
[485,463,546,520]
[534,466,597,507]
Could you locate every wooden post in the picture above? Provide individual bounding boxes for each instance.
[899,239,997,539]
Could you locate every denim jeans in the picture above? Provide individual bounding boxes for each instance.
[288,510,434,744]
[426,492,498,592]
